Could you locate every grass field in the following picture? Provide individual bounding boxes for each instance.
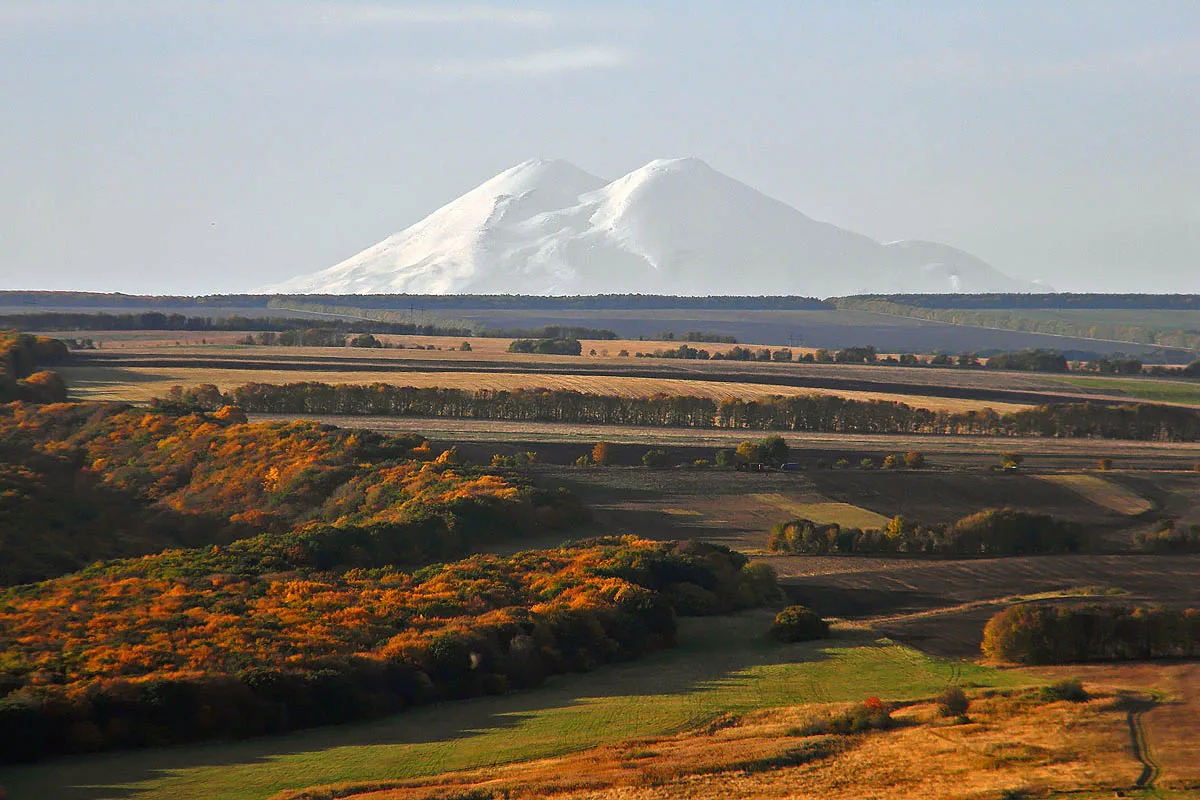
[0,613,1028,800]
[1037,473,1155,516]
[58,363,1030,414]
[1056,376,1200,406]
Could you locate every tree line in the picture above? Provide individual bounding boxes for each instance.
[198,381,1200,441]
[982,602,1200,664]
[767,508,1084,556]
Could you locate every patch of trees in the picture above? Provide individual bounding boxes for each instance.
[507,338,583,355]
[984,350,1069,373]
[0,537,777,762]
[767,508,1085,556]
[982,602,1200,664]
[1134,520,1200,553]
[0,331,69,403]
[1083,357,1143,375]
[656,331,739,343]
[213,382,1200,441]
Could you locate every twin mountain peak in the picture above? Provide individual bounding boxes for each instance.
[266,157,1035,296]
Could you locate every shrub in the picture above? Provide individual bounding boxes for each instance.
[834,458,850,469]
[804,697,893,735]
[642,449,672,468]
[1040,678,1089,703]
[999,452,1024,469]
[348,333,382,348]
[770,605,830,643]
[903,450,926,469]
[714,448,736,468]
[882,454,900,470]
[859,457,875,470]
[1098,458,1113,471]
[692,459,711,469]
[936,686,970,718]
[459,341,472,351]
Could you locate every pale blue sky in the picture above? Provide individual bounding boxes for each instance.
[2,1,1198,293]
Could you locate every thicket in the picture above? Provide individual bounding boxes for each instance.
[0,401,583,584]
[767,508,1085,556]
[0,536,778,762]
[982,603,1200,664]
[0,330,69,404]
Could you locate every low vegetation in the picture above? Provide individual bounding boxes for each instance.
[767,508,1085,556]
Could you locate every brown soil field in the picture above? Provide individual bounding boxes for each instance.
[271,691,1144,800]
[59,364,1029,414]
[780,554,1200,657]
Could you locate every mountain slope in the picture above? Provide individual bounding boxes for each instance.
[265,157,1037,296]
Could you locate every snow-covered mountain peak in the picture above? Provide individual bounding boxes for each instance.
[263,158,1039,296]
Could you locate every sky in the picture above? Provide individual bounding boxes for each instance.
[2,0,1198,295]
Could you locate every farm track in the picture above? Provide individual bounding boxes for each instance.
[75,351,1114,407]
[1126,694,1161,789]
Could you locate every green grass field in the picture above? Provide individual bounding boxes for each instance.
[1055,376,1200,406]
[0,612,1029,800]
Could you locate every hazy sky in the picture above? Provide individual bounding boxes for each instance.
[2,1,1198,294]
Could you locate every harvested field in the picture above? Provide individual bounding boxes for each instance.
[778,553,1200,657]
[58,364,1029,413]
[1037,474,1155,516]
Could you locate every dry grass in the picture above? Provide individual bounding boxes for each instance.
[58,364,1028,413]
[1037,474,1154,516]
[751,493,892,529]
[274,691,1139,800]
[1025,662,1200,791]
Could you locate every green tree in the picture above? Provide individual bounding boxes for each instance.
[770,605,830,643]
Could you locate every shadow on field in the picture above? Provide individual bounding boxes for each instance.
[0,613,834,800]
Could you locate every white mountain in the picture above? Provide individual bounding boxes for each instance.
[264,157,1037,296]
